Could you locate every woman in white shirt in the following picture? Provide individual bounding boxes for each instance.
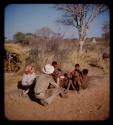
[20,64,36,96]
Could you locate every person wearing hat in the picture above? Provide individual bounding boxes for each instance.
[34,64,67,106]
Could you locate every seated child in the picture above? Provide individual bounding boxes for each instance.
[70,64,82,76]
[69,64,82,92]
[71,69,82,93]
[52,61,64,83]
[59,73,69,88]
[81,69,89,89]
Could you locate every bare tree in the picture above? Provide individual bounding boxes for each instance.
[55,4,108,54]
[55,24,70,39]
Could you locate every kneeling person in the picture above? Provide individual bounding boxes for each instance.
[34,64,66,106]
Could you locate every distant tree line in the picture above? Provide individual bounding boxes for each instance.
[5,21,109,47]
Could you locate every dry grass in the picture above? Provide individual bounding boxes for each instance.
[4,43,29,74]
[4,43,28,56]
[4,39,110,75]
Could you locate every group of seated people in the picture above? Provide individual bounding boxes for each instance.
[51,61,89,92]
[18,61,89,106]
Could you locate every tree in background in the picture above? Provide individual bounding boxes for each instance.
[35,27,62,39]
[55,4,108,54]
[13,32,33,45]
[13,32,25,42]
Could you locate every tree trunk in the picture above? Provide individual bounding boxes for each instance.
[79,40,84,54]
[78,19,88,54]
[78,28,87,54]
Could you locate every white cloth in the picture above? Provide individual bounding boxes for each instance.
[22,73,36,86]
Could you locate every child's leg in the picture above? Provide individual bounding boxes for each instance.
[75,82,80,92]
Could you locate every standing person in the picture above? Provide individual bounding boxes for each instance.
[81,69,89,89]
[19,64,36,96]
[34,64,67,106]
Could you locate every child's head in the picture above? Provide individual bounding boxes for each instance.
[52,61,58,68]
[82,69,88,76]
[75,64,80,70]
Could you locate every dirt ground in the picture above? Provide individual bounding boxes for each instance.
[4,72,110,120]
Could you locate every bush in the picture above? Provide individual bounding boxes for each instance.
[4,43,28,73]
[5,39,109,75]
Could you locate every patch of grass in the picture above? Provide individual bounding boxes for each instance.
[4,40,110,75]
[4,43,29,74]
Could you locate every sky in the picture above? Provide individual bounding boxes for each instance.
[4,4,110,40]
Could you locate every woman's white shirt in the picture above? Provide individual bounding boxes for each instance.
[22,73,36,86]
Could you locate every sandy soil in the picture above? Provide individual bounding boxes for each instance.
[4,73,110,120]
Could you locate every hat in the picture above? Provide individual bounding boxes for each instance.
[42,64,54,74]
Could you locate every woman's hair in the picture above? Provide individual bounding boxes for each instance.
[24,64,34,74]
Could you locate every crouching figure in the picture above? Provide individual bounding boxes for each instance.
[34,64,67,106]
